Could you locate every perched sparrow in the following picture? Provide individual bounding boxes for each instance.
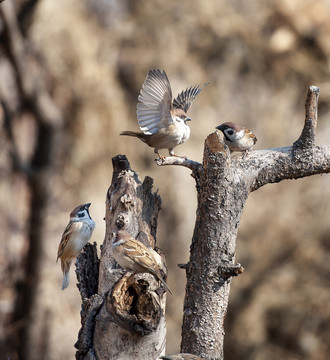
[160,354,203,360]
[57,203,95,290]
[121,69,208,158]
[111,230,172,294]
[216,122,257,153]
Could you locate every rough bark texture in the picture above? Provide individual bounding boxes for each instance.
[75,155,167,360]
[156,86,330,360]
[75,87,330,360]
[180,132,247,359]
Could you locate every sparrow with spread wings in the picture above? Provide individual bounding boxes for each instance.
[121,69,208,158]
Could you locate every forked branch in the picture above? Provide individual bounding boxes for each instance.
[156,86,330,193]
[155,85,330,360]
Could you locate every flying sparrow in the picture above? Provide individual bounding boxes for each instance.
[111,230,172,294]
[57,203,95,290]
[160,354,203,360]
[121,69,208,158]
[216,122,257,153]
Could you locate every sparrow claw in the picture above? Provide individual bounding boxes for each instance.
[156,154,166,161]
[242,149,252,158]
[172,154,188,159]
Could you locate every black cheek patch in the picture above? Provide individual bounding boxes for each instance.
[77,212,85,218]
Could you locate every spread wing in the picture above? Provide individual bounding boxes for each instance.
[137,69,173,135]
[173,82,209,113]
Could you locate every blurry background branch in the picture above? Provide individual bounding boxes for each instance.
[0,1,63,359]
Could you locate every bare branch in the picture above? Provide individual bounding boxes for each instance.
[155,156,202,173]
[0,101,32,175]
[180,86,329,359]
[159,354,203,360]
[247,145,330,191]
[0,1,62,128]
[0,4,63,359]
[219,263,245,279]
[293,85,320,149]
[154,87,329,195]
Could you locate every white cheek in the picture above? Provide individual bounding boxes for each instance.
[174,117,184,124]
[235,129,245,140]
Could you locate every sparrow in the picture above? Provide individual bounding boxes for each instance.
[57,203,95,290]
[160,354,203,360]
[121,69,208,158]
[111,230,172,294]
[216,122,257,153]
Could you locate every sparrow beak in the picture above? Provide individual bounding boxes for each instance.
[84,203,91,209]
[216,125,224,131]
[185,117,191,122]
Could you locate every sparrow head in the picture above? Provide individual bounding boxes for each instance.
[70,203,92,221]
[114,229,130,244]
[216,122,257,152]
[172,108,191,124]
[216,122,242,137]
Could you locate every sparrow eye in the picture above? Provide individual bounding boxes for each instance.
[226,129,234,136]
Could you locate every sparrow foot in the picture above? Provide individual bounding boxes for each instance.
[156,154,166,160]
[172,154,188,159]
[242,149,252,158]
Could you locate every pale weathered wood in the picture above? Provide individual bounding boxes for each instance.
[76,87,330,360]
[76,155,167,360]
[157,86,330,360]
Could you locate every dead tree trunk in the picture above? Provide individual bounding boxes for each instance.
[76,86,330,360]
[155,86,330,359]
[75,155,167,360]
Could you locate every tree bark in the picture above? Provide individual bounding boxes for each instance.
[76,87,330,360]
[76,155,167,360]
[156,86,330,360]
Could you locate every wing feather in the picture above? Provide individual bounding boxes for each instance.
[173,82,209,113]
[57,221,85,262]
[137,69,173,135]
[122,239,157,271]
[57,222,78,261]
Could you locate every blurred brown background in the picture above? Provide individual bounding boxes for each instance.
[1,0,330,359]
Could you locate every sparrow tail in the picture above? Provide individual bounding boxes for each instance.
[120,131,150,143]
[120,130,141,137]
[159,277,173,295]
[61,260,71,290]
[62,271,70,290]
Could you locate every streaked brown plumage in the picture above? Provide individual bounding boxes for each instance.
[111,230,172,294]
[216,122,257,153]
[57,203,95,290]
[121,69,208,158]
